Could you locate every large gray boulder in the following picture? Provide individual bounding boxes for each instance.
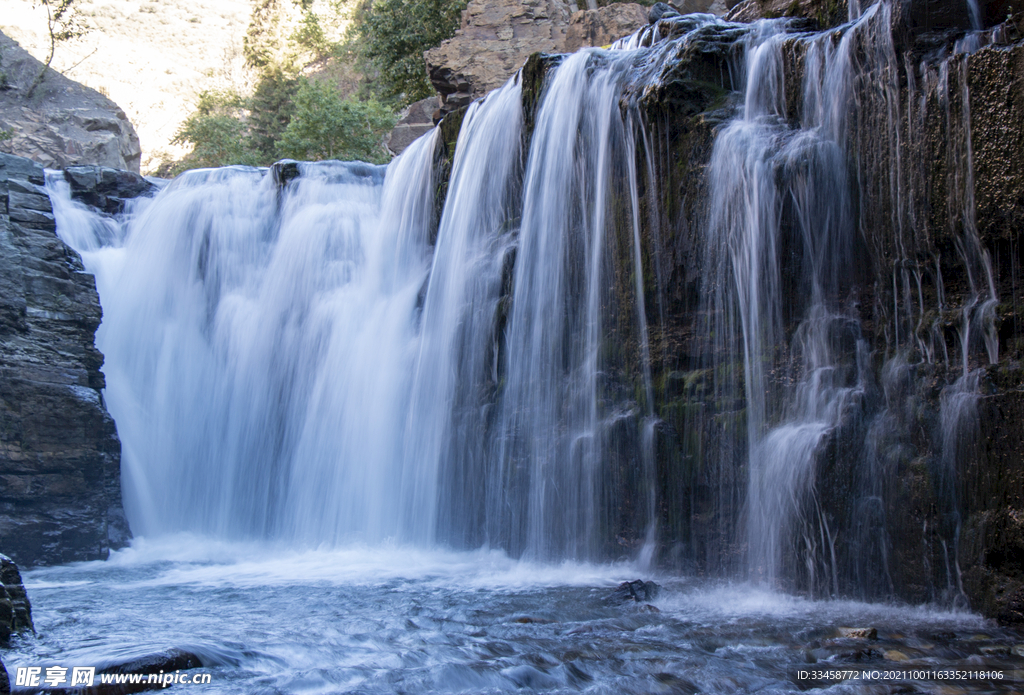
[387,96,441,155]
[0,31,142,173]
[425,0,661,118]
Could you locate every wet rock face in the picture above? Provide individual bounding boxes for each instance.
[630,12,1024,621]
[0,152,129,567]
[0,555,33,646]
[0,32,142,174]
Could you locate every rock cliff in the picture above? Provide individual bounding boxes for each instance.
[624,10,1024,620]
[0,31,142,173]
[425,0,654,115]
[0,152,129,566]
[426,0,1024,621]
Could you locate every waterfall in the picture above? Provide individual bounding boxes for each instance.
[694,0,1001,596]
[46,0,1002,594]
[703,12,874,586]
[50,144,437,543]
[490,48,657,560]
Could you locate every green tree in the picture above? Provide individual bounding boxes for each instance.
[28,0,88,97]
[276,78,395,163]
[353,0,466,104]
[248,66,301,161]
[243,0,281,70]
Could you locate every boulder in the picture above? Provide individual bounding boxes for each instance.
[387,96,441,155]
[0,31,141,173]
[0,152,128,567]
[426,0,669,116]
[649,2,683,21]
[63,166,158,216]
[0,555,33,647]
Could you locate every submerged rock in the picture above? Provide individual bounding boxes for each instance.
[610,579,661,603]
[837,627,878,640]
[98,649,204,676]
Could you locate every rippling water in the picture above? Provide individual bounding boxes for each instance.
[6,539,1023,694]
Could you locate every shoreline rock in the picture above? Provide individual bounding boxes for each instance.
[0,152,129,567]
[0,554,33,646]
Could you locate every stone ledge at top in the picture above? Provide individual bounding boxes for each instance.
[0,31,142,174]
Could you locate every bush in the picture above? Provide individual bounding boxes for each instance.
[276,79,395,163]
[170,91,259,170]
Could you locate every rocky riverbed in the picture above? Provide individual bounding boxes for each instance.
[3,541,1023,694]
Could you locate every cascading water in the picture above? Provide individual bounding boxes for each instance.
[704,13,872,588]
[696,0,1003,597]
[490,48,658,560]
[48,50,663,561]
[50,143,438,543]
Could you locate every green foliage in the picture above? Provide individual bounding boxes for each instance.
[170,91,259,170]
[353,0,467,104]
[277,79,395,163]
[174,0,411,173]
[248,66,301,161]
[172,75,394,173]
[290,10,332,59]
[29,0,88,97]
[244,0,280,70]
